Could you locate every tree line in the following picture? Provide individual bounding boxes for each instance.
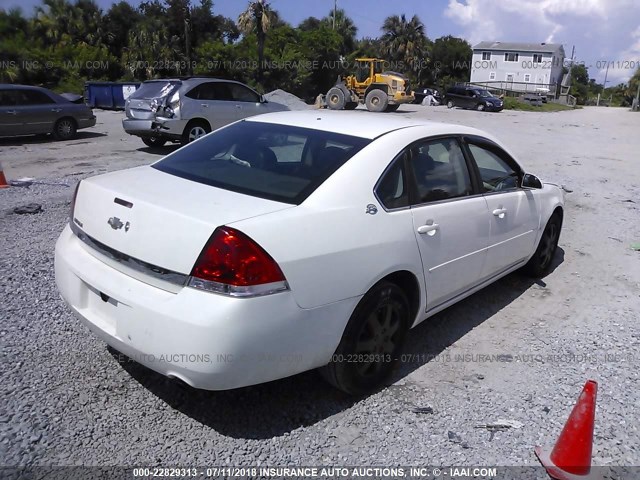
[0,0,475,100]
[1,0,638,105]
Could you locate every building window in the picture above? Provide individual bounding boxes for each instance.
[524,74,531,82]
[482,52,491,61]
[489,72,496,80]
[533,54,543,63]
[504,52,519,62]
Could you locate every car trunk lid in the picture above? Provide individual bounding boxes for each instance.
[72,166,293,278]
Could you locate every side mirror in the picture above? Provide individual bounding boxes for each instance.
[521,173,543,189]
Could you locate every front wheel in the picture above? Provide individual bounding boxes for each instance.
[319,281,410,395]
[446,100,455,109]
[365,90,389,113]
[476,103,486,111]
[523,213,562,277]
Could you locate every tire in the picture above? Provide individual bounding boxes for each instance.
[326,87,346,110]
[53,117,77,140]
[446,100,455,109]
[142,137,167,148]
[344,101,358,110]
[523,213,562,277]
[476,103,486,111]
[319,281,410,395]
[365,89,389,113]
[181,120,211,145]
[385,104,400,112]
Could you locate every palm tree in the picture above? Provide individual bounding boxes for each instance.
[237,0,273,80]
[381,14,428,71]
[322,8,357,56]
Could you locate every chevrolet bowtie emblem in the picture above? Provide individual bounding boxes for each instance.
[108,217,124,230]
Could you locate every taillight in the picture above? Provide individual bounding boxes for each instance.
[188,227,288,297]
[70,181,81,225]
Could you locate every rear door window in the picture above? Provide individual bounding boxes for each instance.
[152,121,371,204]
[0,90,18,106]
[19,90,55,105]
[409,138,472,203]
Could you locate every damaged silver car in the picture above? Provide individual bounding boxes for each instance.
[122,77,289,147]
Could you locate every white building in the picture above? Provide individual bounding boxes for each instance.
[469,41,566,94]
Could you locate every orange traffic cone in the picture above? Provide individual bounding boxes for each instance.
[0,160,9,188]
[535,380,598,480]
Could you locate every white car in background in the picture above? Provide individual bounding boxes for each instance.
[55,111,564,395]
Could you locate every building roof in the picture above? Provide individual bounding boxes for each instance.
[473,41,564,54]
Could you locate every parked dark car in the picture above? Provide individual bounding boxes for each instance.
[0,84,96,140]
[444,85,503,112]
[413,87,442,105]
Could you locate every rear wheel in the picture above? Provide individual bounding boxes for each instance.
[385,104,400,112]
[319,281,410,395]
[142,137,167,148]
[446,100,455,109]
[181,120,211,145]
[365,90,389,113]
[53,117,77,140]
[523,213,562,277]
[326,87,346,110]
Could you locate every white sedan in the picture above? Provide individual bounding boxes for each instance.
[55,111,564,395]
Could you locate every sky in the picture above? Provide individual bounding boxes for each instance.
[1,0,638,84]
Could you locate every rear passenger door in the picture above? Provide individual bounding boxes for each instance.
[408,137,491,310]
[464,137,540,279]
[187,82,237,130]
[0,90,22,136]
[19,89,59,134]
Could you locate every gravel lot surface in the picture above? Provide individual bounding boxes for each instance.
[1,106,639,474]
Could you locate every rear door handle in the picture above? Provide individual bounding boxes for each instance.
[51,108,62,113]
[6,110,17,115]
[493,208,507,218]
[200,103,208,108]
[417,223,439,235]
[235,105,242,109]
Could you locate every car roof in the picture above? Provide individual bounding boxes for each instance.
[0,84,51,92]
[245,110,492,140]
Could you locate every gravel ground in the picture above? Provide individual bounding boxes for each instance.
[1,106,639,475]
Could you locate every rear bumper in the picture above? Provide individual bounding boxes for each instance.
[77,115,96,130]
[54,225,357,390]
[122,117,186,140]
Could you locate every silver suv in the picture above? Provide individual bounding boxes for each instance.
[122,78,289,147]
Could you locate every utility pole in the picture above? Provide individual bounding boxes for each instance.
[333,0,337,30]
[597,62,609,107]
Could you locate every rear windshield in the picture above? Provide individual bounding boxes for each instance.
[152,121,371,204]
[130,81,181,99]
